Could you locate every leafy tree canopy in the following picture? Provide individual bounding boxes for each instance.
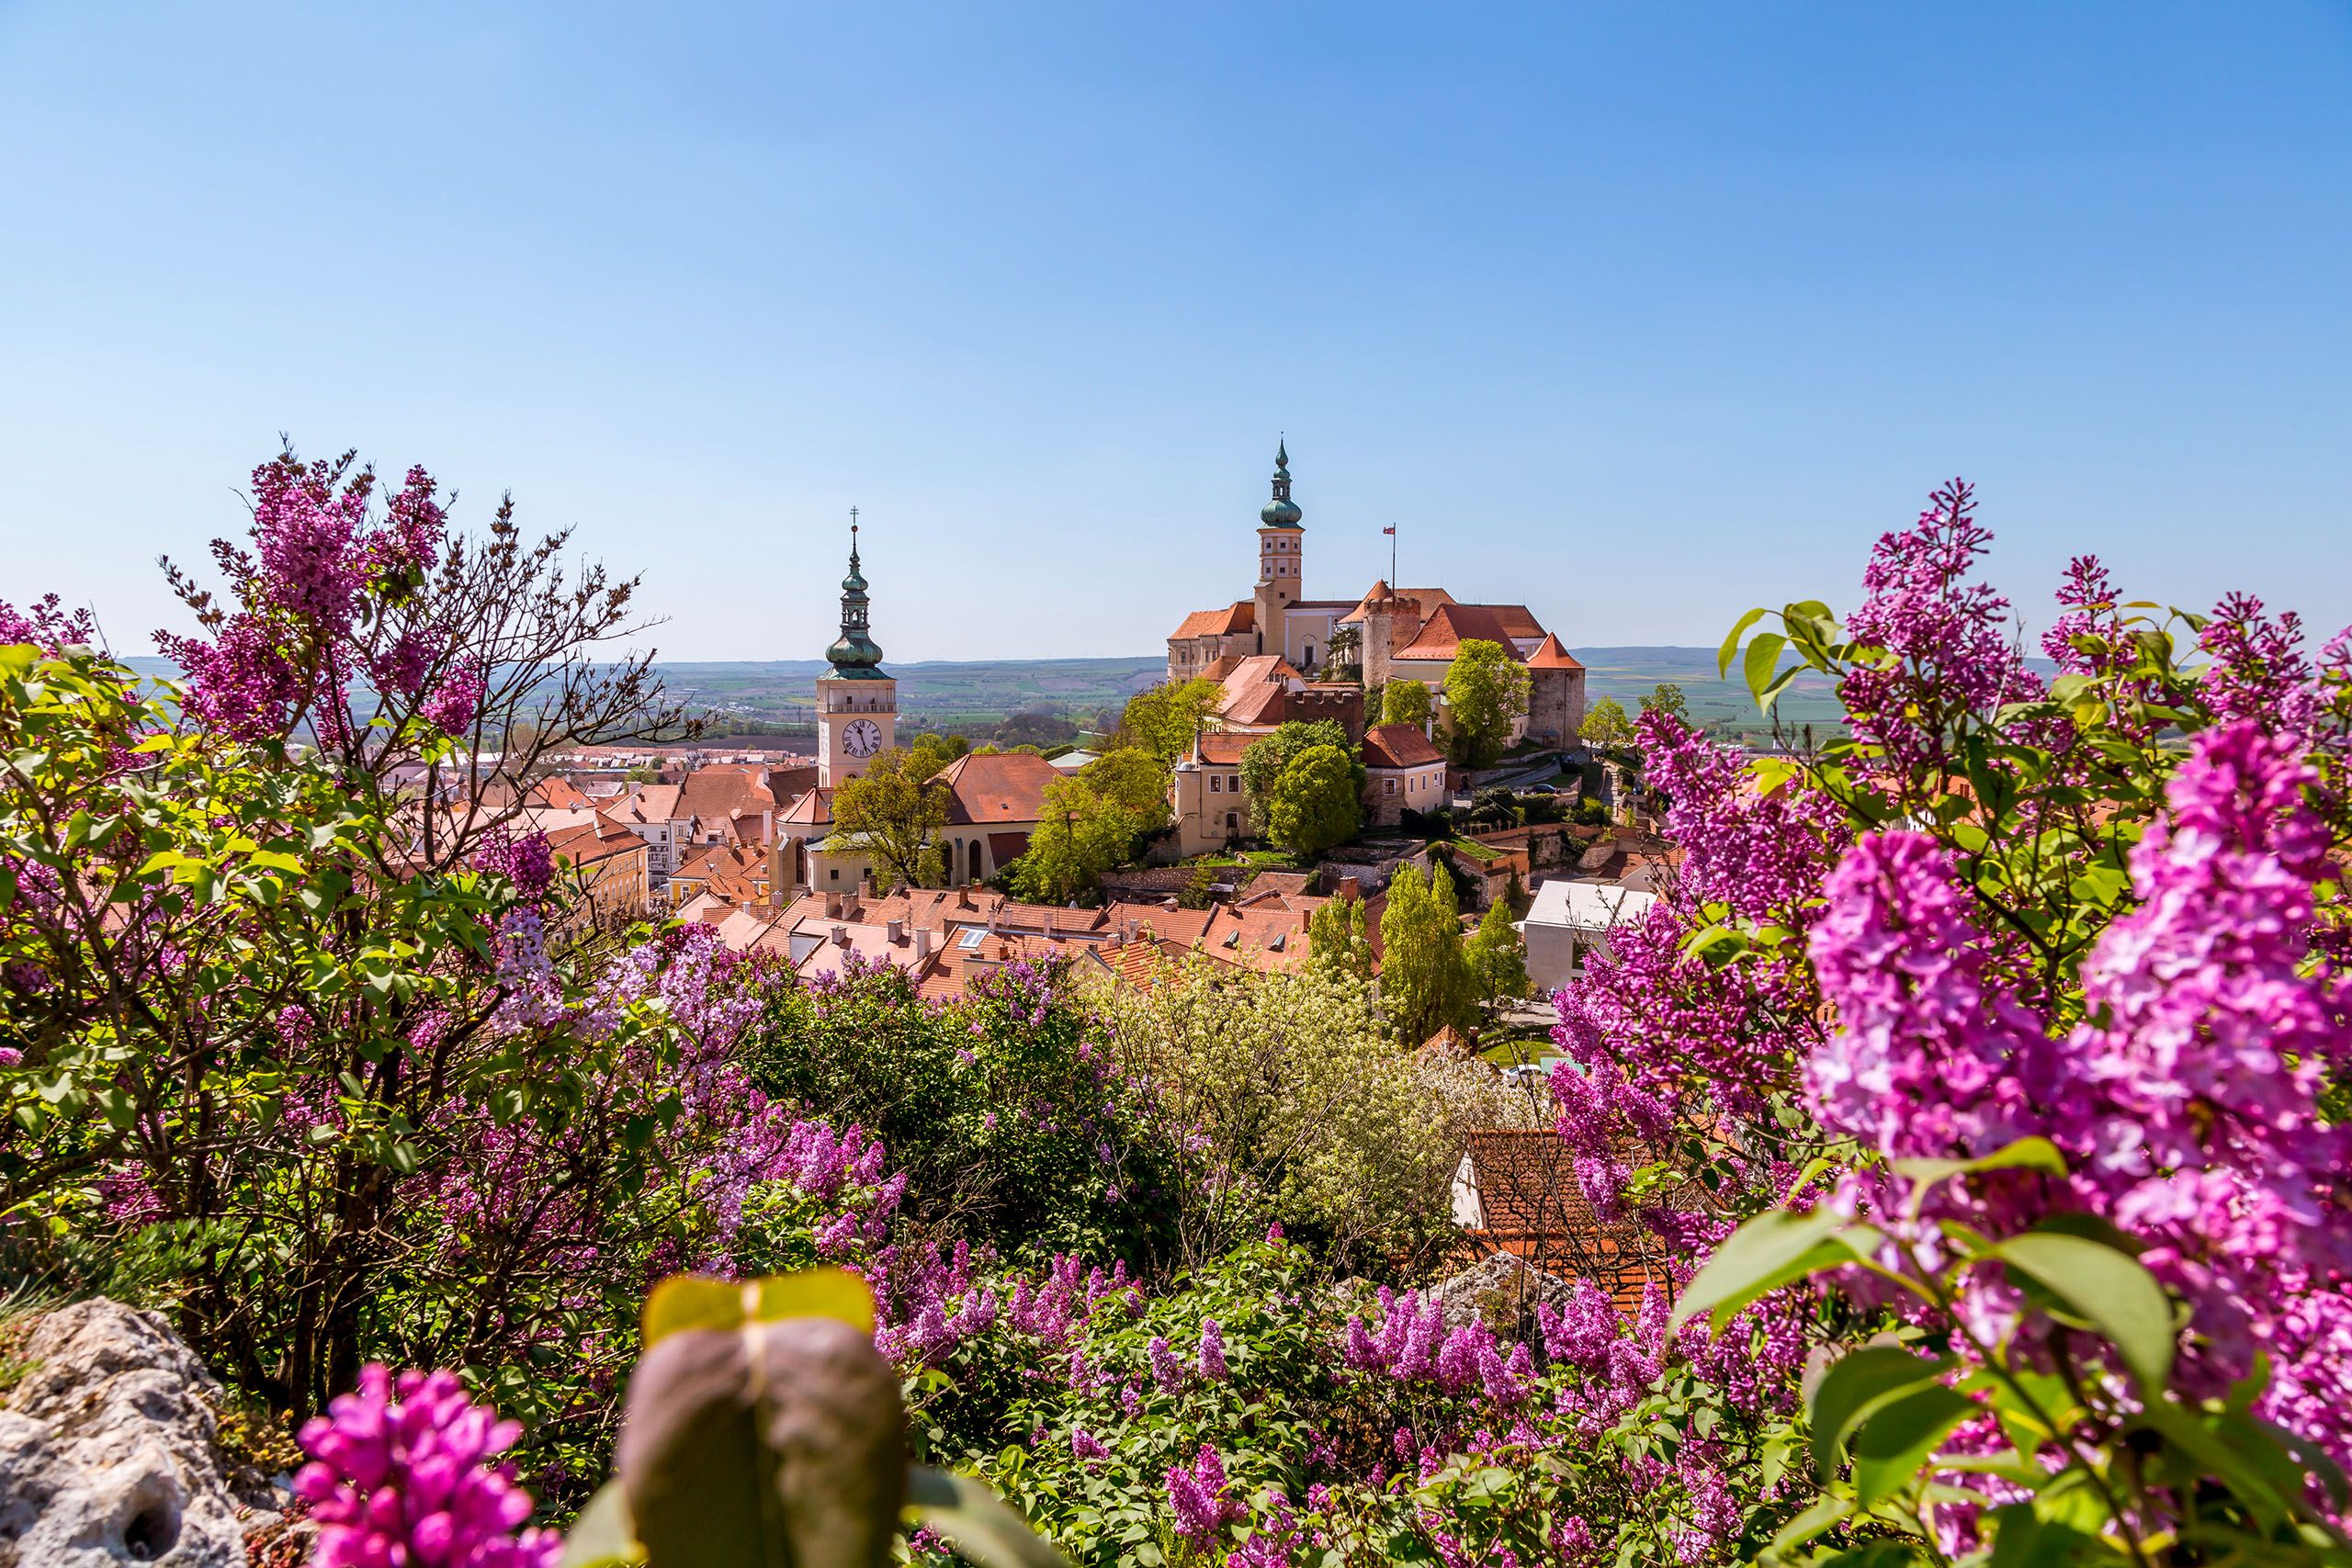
[829,747,949,888]
[1442,639,1529,768]
[1378,678,1432,728]
[1266,743,1363,857]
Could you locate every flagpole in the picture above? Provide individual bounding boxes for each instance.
[1389,524,1397,585]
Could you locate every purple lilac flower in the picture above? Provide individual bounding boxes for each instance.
[295,1365,558,1568]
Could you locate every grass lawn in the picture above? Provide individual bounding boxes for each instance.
[1444,837,1506,863]
[1480,1037,1555,1067]
[1183,849,1302,870]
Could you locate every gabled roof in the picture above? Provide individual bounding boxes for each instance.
[935,751,1057,826]
[1211,655,1302,720]
[777,786,835,826]
[1362,722,1445,770]
[546,820,646,868]
[1394,604,1535,662]
[605,784,684,826]
[1525,634,1583,671]
[1171,601,1257,640]
[1191,733,1256,766]
[678,765,775,824]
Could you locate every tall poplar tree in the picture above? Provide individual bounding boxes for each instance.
[1377,863,1476,1044]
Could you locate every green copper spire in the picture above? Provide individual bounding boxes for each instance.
[1260,438,1303,529]
[825,508,888,677]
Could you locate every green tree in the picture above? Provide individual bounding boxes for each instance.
[1377,863,1476,1044]
[1464,898,1532,1019]
[1096,964,1522,1269]
[1266,743,1364,857]
[1578,696,1634,750]
[1639,682,1687,721]
[1378,678,1432,728]
[1012,775,1130,904]
[1306,897,1376,984]
[1442,639,1529,768]
[905,731,961,783]
[1080,745,1172,831]
[1238,719,1353,836]
[1119,678,1223,766]
[830,747,950,887]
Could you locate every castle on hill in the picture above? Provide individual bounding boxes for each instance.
[1164,445,1587,751]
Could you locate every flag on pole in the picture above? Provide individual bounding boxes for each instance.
[1382,525,1396,535]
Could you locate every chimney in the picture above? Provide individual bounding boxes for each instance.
[831,923,850,947]
[914,928,933,960]
[824,890,843,919]
[956,886,972,910]
[1340,874,1363,902]
[886,918,905,945]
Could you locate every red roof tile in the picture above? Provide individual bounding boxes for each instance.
[1363,722,1444,769]
[936,752,1057,825]
[1526,634,1583,671]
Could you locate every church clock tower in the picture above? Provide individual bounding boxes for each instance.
[815,512,896,787]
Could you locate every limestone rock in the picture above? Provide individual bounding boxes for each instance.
[0,1298,246,1566]
[1429,1250,1577,1334]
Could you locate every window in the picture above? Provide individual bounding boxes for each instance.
[1210,775,1221,794]
[1385,778,1396,795]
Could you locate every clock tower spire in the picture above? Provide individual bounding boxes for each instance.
[816,508,897,786]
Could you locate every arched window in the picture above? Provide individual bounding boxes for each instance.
[1304,639,1316,668]
[969,840,984,883]
[792,840,807,885]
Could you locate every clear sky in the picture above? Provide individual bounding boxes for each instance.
[2,3,2347,663]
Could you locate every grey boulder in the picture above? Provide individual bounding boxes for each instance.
[0,1299,248,1566]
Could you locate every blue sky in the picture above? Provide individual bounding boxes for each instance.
[2,3,2347,662]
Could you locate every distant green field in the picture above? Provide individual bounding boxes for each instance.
[123,648,1848,740]
[1567,646,1847,739]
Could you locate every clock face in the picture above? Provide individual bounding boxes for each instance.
[842,718,883,758]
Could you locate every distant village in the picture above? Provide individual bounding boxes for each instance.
[481,446,1673,1011]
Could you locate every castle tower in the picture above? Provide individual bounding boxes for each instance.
[815,512,896,788]
[1252,439,1305,652]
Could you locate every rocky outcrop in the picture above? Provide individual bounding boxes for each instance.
[0,1299,247,1566]
[1429,1250,1577,1334]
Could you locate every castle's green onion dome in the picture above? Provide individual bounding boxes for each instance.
[1260,438,1303,529]
[826,519,889,677]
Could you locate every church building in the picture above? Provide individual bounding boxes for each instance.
[769,522,1053,897]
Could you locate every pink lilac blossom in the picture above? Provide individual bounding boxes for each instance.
[294,1364,559,1568]
[1166,1444,1239,1545]
[1198,1318,1229,1382]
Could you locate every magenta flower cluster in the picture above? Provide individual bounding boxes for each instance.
[295,1364,559,1568]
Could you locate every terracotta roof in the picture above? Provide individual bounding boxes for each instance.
[1224,680,1363,733]
[672,842,767,903]
[1171,601,1256,640]
[546,821,647,868]
[936,751,1057,826]
[530,776,592,811]
[1457,1129,1667,1305]
[605,784,684,826]
[678,765,775,824]
[1211,655,1302,717]
[1394,604,1534,663]
[1362,722,1445,770]
[1193,733,1254,766]
[1526,634,1584,671]
[776,787,835,827]
[1421,1023,1476,1058]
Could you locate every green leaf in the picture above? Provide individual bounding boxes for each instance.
[1744,633,1789,703]
[558,1482,645,1567]
[908,1468,1070,1568]
[1768,1495,1854,1556]
[1890,1135,2067,1198]
[1994,1231,2175,1393]
[1718,608,1768,679]
[1850,1383,1976,1508]
[1670,1206,1850,1334]
[1810,1347,1951,1482]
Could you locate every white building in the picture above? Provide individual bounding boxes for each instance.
[1515,880,1658,995]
